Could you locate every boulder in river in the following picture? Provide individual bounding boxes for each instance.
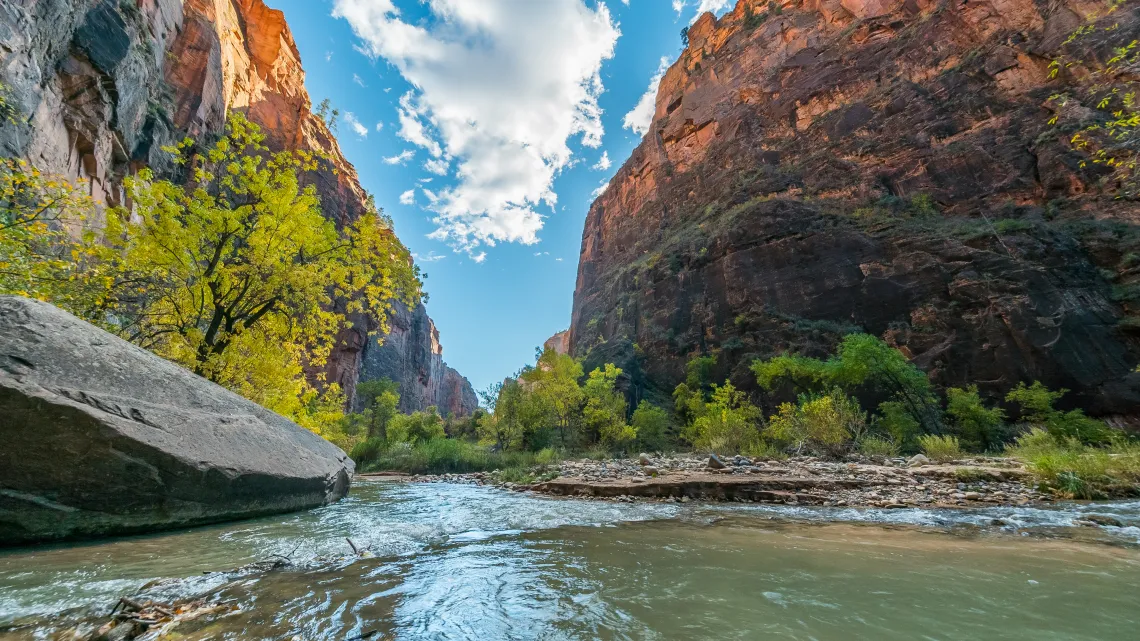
[0,296,354,546]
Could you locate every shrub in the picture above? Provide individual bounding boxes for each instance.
[631,401,673,452]
[767,389,865,458]
[1005,382,1108,444]
[945,385,1005,452]
[745,441,788,460]
[857,436,899,458]
[918,434,963,462]
[388,408,447,445]
[684,381,764,454]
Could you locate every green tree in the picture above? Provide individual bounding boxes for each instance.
[315,98,340,134]
[631,401,673,452]
[673,353,718,425]
[356,378,401,441]
[945,385,1005,452]
[388,407,446,444]
[752,334,939,433]
[477,378,528,450]
[1005,381,1108,444]
[684,380,763,454]
[521,347,584,446]
[111,113,420,426]
[583,364,633,447]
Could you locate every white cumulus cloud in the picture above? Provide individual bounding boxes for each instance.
[375,122,384,132]
[674,0,734,21]
[622,57,670,137]
[383,149,415,165]
[332,0,620,255]
[399,189,416,205]
[344,112,369,138]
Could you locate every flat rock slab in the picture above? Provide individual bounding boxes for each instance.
[533,474,885,503]
[0,296,354,546]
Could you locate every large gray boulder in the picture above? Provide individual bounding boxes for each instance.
[0,296,354,546]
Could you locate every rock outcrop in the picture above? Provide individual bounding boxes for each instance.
[571,0,1140,422]
[358,302,479,417]
[0,296,353,546]
[0,0,474,410]
[544,330,571,356]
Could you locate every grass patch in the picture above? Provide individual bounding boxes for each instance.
[857,436,899,458]
[1006,429,1140,499]
[355,439,561,476]
[918,434,963,462]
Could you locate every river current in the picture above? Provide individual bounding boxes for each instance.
[2,480,1139,640]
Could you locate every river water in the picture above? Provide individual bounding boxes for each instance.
[2,480,1140,640]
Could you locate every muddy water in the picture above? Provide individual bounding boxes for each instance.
[2,481,1139,640]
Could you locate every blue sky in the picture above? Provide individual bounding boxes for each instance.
[271,0,733,394]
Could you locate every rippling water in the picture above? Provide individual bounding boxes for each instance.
[2,480,1139,640]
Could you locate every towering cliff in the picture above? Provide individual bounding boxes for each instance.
[571,0,1140,421]
[0,0,474,414]
[358,302,478,417]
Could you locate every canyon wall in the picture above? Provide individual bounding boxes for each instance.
[571,0,1140,422]
[0,0,474,414]
[358,302,478,417]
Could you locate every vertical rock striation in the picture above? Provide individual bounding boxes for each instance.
[0,0,474,412]
[357,301,479,417]
[570,0,1140,422]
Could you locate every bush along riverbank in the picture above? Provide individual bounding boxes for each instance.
[348,335,1140,504]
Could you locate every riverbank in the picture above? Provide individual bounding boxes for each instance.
[385,453,1069,510]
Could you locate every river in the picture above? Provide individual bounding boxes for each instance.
[2,480,1139,640]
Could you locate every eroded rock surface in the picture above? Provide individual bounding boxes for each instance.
[358,302,478,417]
[0,296,354,546]
[570,0,1140,423]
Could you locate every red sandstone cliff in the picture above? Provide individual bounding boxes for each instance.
[571,0,1140,422]
[0,0,476,415]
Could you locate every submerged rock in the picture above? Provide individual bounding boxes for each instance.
[0,297,353,546]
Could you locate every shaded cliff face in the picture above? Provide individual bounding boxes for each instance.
[571,0,1140,421]
[358,302,479,417]
[0,0,474,413]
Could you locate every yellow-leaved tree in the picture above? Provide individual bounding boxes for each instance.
[108,113,422,429]
[0,158,123,317]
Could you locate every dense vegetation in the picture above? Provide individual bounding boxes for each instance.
[0,114,422,430]
[345,332,1136,497]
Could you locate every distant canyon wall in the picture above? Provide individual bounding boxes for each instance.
[0,0,474,414]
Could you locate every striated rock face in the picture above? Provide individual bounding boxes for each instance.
[0,0,473,411]
[0,296,352,546]
[357,302,479,417]
[571,0,1140,422]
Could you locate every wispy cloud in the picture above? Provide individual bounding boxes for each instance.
[413,251,447,262]
[343,112,369,138]
[383,149,415,165]
[353,73,366,87]
[399,189,416,205]
[375,122,384,132]
[424,157,449,176]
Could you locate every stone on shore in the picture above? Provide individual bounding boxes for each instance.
[0,296,354,546]
[708,453,727,469]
